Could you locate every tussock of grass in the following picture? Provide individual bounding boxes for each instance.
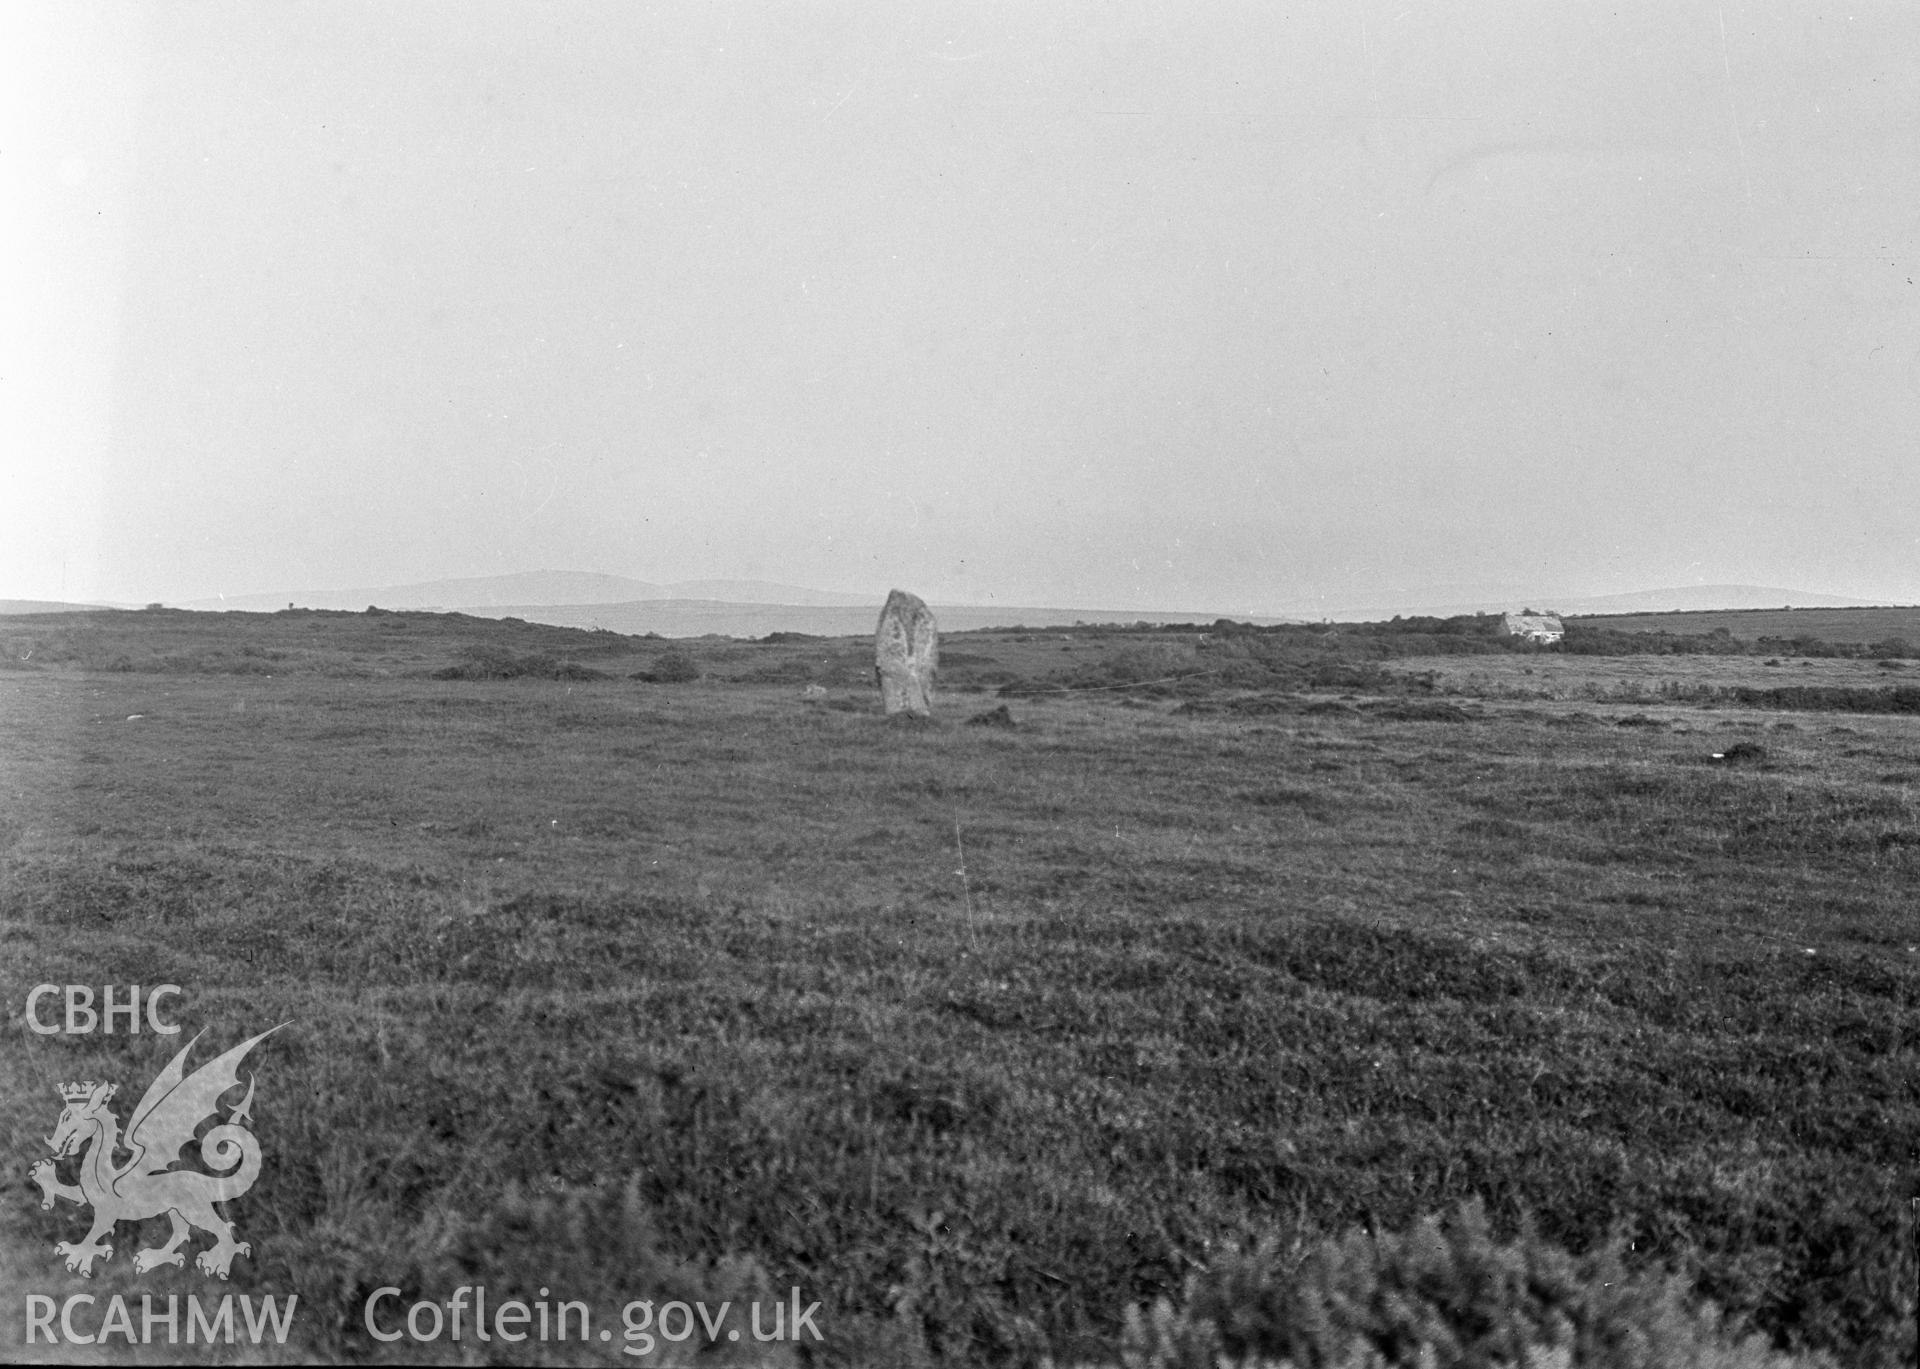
[1465,763,1920,870]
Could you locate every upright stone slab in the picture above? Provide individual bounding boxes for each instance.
[875,589,938,717]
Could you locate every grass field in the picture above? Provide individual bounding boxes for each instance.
[1389,652,1920,703]
[1576,605,1920,646]
[1,610,1914,1366]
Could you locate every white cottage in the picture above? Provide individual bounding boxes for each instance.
[1500,613,1564,644]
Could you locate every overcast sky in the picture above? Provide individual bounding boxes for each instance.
[6,2,1917,613]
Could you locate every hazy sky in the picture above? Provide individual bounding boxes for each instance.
[6,3,1917,613]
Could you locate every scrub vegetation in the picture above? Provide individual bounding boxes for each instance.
[1,607,1913,1365]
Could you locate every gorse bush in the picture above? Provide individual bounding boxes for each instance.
[1563,625,1914,660]
[1725,685,1920,714]
[1096,1202,1833,1369]
[1199,636,1391,691]
[1573,681,1920,715]
[996,644,1209,697]
[637,648,702,683]
[1561,627,1750,657]
[434,647,610,680]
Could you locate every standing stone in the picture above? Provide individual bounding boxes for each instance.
[875,589,938,717]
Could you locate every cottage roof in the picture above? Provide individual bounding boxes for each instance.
[1501,613,1564,636]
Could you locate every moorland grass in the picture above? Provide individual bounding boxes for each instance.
[1576,606,1920,647]
[0,614,1914,1365]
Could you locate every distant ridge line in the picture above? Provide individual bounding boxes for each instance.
[457,599,1295,638]
[0,598,118,615]
[1575,603,1920,619]
[13,574,1907,625]
[175,571,883,613]
[1282,585,1889,620]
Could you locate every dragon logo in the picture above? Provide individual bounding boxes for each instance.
[29,1025,286,1279]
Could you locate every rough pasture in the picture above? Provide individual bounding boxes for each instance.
[0,609,1912,1365]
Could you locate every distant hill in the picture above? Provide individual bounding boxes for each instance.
[177,571,652,612]
[0,599,116,615]
[465,599,1289,638]
[177,571,881,613]
[1549,585,1881,614]
[1288,584,1885,620]
[157,572,1899,631]
[169,571,1290,635]
[647,579,880,607]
